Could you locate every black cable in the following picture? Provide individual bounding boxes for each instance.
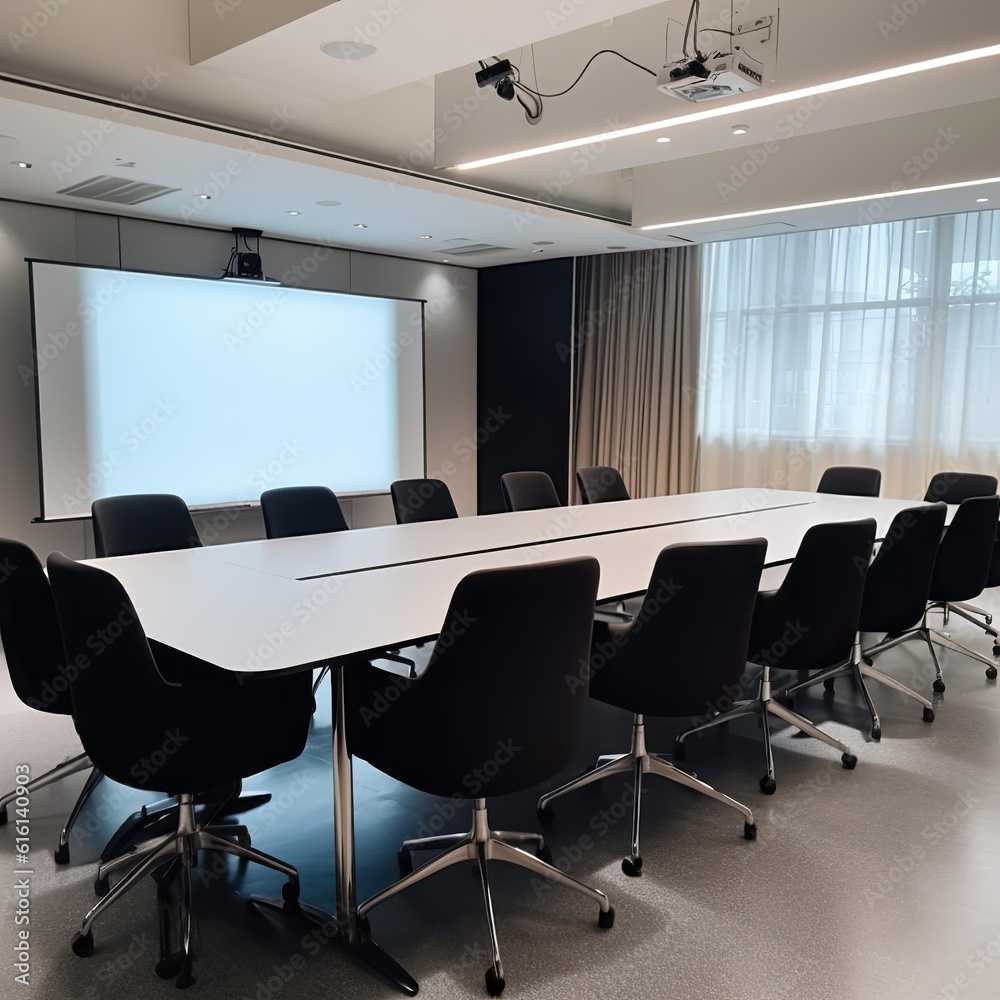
[513,49,655,99]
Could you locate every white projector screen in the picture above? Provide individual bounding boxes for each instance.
[29,261,425,522]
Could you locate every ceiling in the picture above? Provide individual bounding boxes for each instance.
[0,0,997,266]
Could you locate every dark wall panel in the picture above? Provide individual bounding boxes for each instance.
[477,258,573,514]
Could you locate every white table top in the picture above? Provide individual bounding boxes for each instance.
[84,490,930,675]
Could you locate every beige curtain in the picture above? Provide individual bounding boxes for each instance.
[573,247,702,499]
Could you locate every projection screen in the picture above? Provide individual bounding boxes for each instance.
[29,261,425,521]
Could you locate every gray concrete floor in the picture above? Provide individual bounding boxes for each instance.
[2,596,1000,999]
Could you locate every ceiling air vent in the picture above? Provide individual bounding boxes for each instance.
[56,174,181,205]
[434,243,512,256]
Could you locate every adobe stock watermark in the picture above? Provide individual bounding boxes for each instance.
[857,126,960,225]
[8,0,73,52]
[50,66,171,181]
[877,0,932,41]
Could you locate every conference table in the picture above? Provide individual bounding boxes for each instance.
[83,487,929,993]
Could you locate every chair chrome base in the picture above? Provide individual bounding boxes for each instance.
[537,714,755,875]
[0,752,102,864]
[674,666,858,795]
[931,600,997,639]
[73,792,300,988]
[779,639,933,741]
[358,798,613,996]
[864,610,1000,691]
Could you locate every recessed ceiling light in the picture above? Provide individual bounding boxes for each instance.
[532,249,545,254]
[11,161,31,168]
[977,197,989,203]
[321,40,377,61]
[916,229,930,233]
[642,175,1000,230]
[656,136,671,143]
[198,193,211,200]
[607,245,626,250]
[315,199,343,207]
[420,234,433,239]
[731,125,750,135]
[286,210,301,215]
[353,223,368,229]
[456,43,1000,170]
[442,259,450,263]
[531,241,554,246]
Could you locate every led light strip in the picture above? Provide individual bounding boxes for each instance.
[455,43,1000,171]
[640,176,1000,230]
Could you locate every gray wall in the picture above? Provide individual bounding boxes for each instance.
[0,201,477,558]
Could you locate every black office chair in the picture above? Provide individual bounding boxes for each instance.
[0,539,102,864]
[778,505,946,739]
[816,466,882,497]
[92,494,201,557]
[865,495,1000,689]
[260,486,348,538]
[47,552,314,988]
[499,471,560,512]
[390,479,459,525]
[676,519,874,794]
[576,467,631,504]
[923,472,998,504]
[537,539,766,877]
[348,557,614,996]
[920,474,1000,643]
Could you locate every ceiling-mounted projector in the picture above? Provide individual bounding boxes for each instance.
[657,49,764,102]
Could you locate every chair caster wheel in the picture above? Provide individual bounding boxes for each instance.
[743,821,757,841]
[598,906,615,928]
[398,849,413,876]
[933,679,946,693]
[823,678,836,694]
[842,753,858,770]
[672,739,685,762]
[485,966,505,996]
[155,952,185,979]
[536,804,554,826]
[759,776,776,795]
[621,856,642,877]
[71,930,94,957]
[54,842,70,865]
[176,957,195,990]
[0,803,7,825]
[987,666,998,681]
[923,706,935,723]
[987,614,994,626]
[281,880,299,905]
[994,644,1000,657]
[871,725,881,742]
[94,876,110,897]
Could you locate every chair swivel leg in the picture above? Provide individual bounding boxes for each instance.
[943,602,998,638]
[55,767,104,865]
[476,841,504,996]
[0,752,92,825]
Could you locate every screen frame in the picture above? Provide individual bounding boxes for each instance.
[27,257,428,523]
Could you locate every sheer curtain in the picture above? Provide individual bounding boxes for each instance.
[698,211,1000,500]
[574,247,702,499]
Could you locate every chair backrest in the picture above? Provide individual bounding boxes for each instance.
[356,557,601,798]
[92,494,201,557]
[929,495,1000,602]
[924,472,999,504]
[586,539,767,718]
[46,552,313,789]
[390,479,459,525]
[260,486,348,538]
[0,539,72,716]
[749,518,876,671]
[500,471,560,512]
[576,467,631,504]
[858,504,947,634]
[816,466,882,497]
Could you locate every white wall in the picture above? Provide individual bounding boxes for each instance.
[0,200,477,558]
